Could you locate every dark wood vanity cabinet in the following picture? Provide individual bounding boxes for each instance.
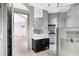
[32,38,49,53]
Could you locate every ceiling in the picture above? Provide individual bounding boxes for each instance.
[29,3,74,13]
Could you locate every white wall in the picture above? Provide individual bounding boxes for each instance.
[58,5,79,27]
[34,10,48,34]
[3,4,8,56]
[43,10,48,34]
[14,22,26,36]
[58,5,79,28]
[0,5,3,56]
[58,12,67,28]
[66,5,79,27]
[48,13,57,28]
[23,3,34,49]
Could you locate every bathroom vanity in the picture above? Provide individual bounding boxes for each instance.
[32,34,49,53]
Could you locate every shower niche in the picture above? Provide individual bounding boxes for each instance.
[66,31,79,43]
[58,28,79,56]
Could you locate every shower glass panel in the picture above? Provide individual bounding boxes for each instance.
[57,3,79,56]
[58,28,79,56]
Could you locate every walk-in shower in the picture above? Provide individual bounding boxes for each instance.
[57,3,79,56]
[58,28,79,56]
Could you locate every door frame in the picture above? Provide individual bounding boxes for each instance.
[11,5,30,55]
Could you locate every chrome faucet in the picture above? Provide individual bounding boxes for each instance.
[70,38,73,43]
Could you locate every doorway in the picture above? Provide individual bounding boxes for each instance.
[12,11,29,56]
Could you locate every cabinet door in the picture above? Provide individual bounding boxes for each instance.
[36,40,42,50]
[42,39,49,47]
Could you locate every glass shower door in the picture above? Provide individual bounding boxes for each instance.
[58,28,79,56]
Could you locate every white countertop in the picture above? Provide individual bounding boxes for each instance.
[32,34,49,40]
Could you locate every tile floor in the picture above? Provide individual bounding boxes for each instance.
[12,36,56,56]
